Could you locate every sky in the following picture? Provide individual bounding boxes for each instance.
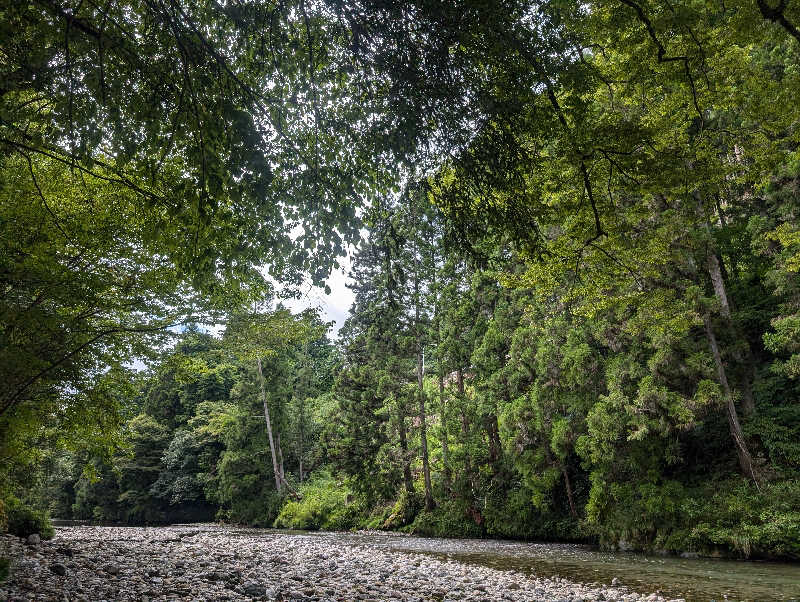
[279,253,355,338]
[129,254,355,371]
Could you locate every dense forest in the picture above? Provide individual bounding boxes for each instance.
[2,0,800,568]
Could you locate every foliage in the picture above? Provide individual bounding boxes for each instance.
[408,501,484,539]
[4,497,54,540]
[274,472,361,531]
[383,490,425,530]
[589,477,800,559]
[5,0,800,564]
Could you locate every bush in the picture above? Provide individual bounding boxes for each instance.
[225,489,284,527]
[483,488,587,542]
[362,504,393,530]
[382,490,423,530]
[408,500,484,538]
[586,475,800,559]
[675,479,800,559]
[274,472,360,531]
[0,498,7,533]
[5,497,54,539]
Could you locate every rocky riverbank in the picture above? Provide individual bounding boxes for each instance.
[0,525,683,601]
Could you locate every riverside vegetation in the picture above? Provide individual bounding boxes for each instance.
[2,0,800,588]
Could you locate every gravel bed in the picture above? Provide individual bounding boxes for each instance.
[0,525,684,601]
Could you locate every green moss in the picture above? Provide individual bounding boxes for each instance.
[382,490,423,530]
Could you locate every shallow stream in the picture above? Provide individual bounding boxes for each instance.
[280,529,800,601]
[52,522,800,600]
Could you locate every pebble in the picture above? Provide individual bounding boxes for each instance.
[0,526,685,601]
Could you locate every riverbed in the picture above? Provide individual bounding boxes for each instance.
[0,524,798,601]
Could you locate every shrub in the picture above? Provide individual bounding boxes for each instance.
[586,475,800,559]
[408,500,484,538]
[483,488,587,542]
[362,504,393,530]
[382,490,423,530]
[5,497,54,539]
[225,490,284,527]
[676,479,800,559]
[274,472,359,531]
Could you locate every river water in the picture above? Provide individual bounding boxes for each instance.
[274,530,800,601]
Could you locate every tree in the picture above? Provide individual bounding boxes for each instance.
[115,414,170,524]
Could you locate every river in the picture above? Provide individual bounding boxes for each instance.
[4,524,799,601]
[324,531,800,601]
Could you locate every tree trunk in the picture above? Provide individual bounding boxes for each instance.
[417,348,434,509]
[256,357,282,493]
[457,368,473,494]
[397,403,414,494]
[487,414,501,466]
[703,315,758,483]
[277,432,286,486]
[433,264,451,495]
[415,257,435,511]
[706,252,756,416]
[418,388,435,510]
[298,396,305,484]
[707,253,732,318]
[561,464,578,519]
[439,370,452,495]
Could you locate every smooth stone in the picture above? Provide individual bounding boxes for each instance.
[103,563,120,575]
[50,563,67,576]
[26,534,41,546]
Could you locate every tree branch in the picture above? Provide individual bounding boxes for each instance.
[756,0,800,45]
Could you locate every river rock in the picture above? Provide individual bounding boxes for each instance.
[103,562,120,574]
[0,525,688,602]
[243,581,263,596]
[50,562,67,576]
[56,545,75,557]
[26,533,41,546]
